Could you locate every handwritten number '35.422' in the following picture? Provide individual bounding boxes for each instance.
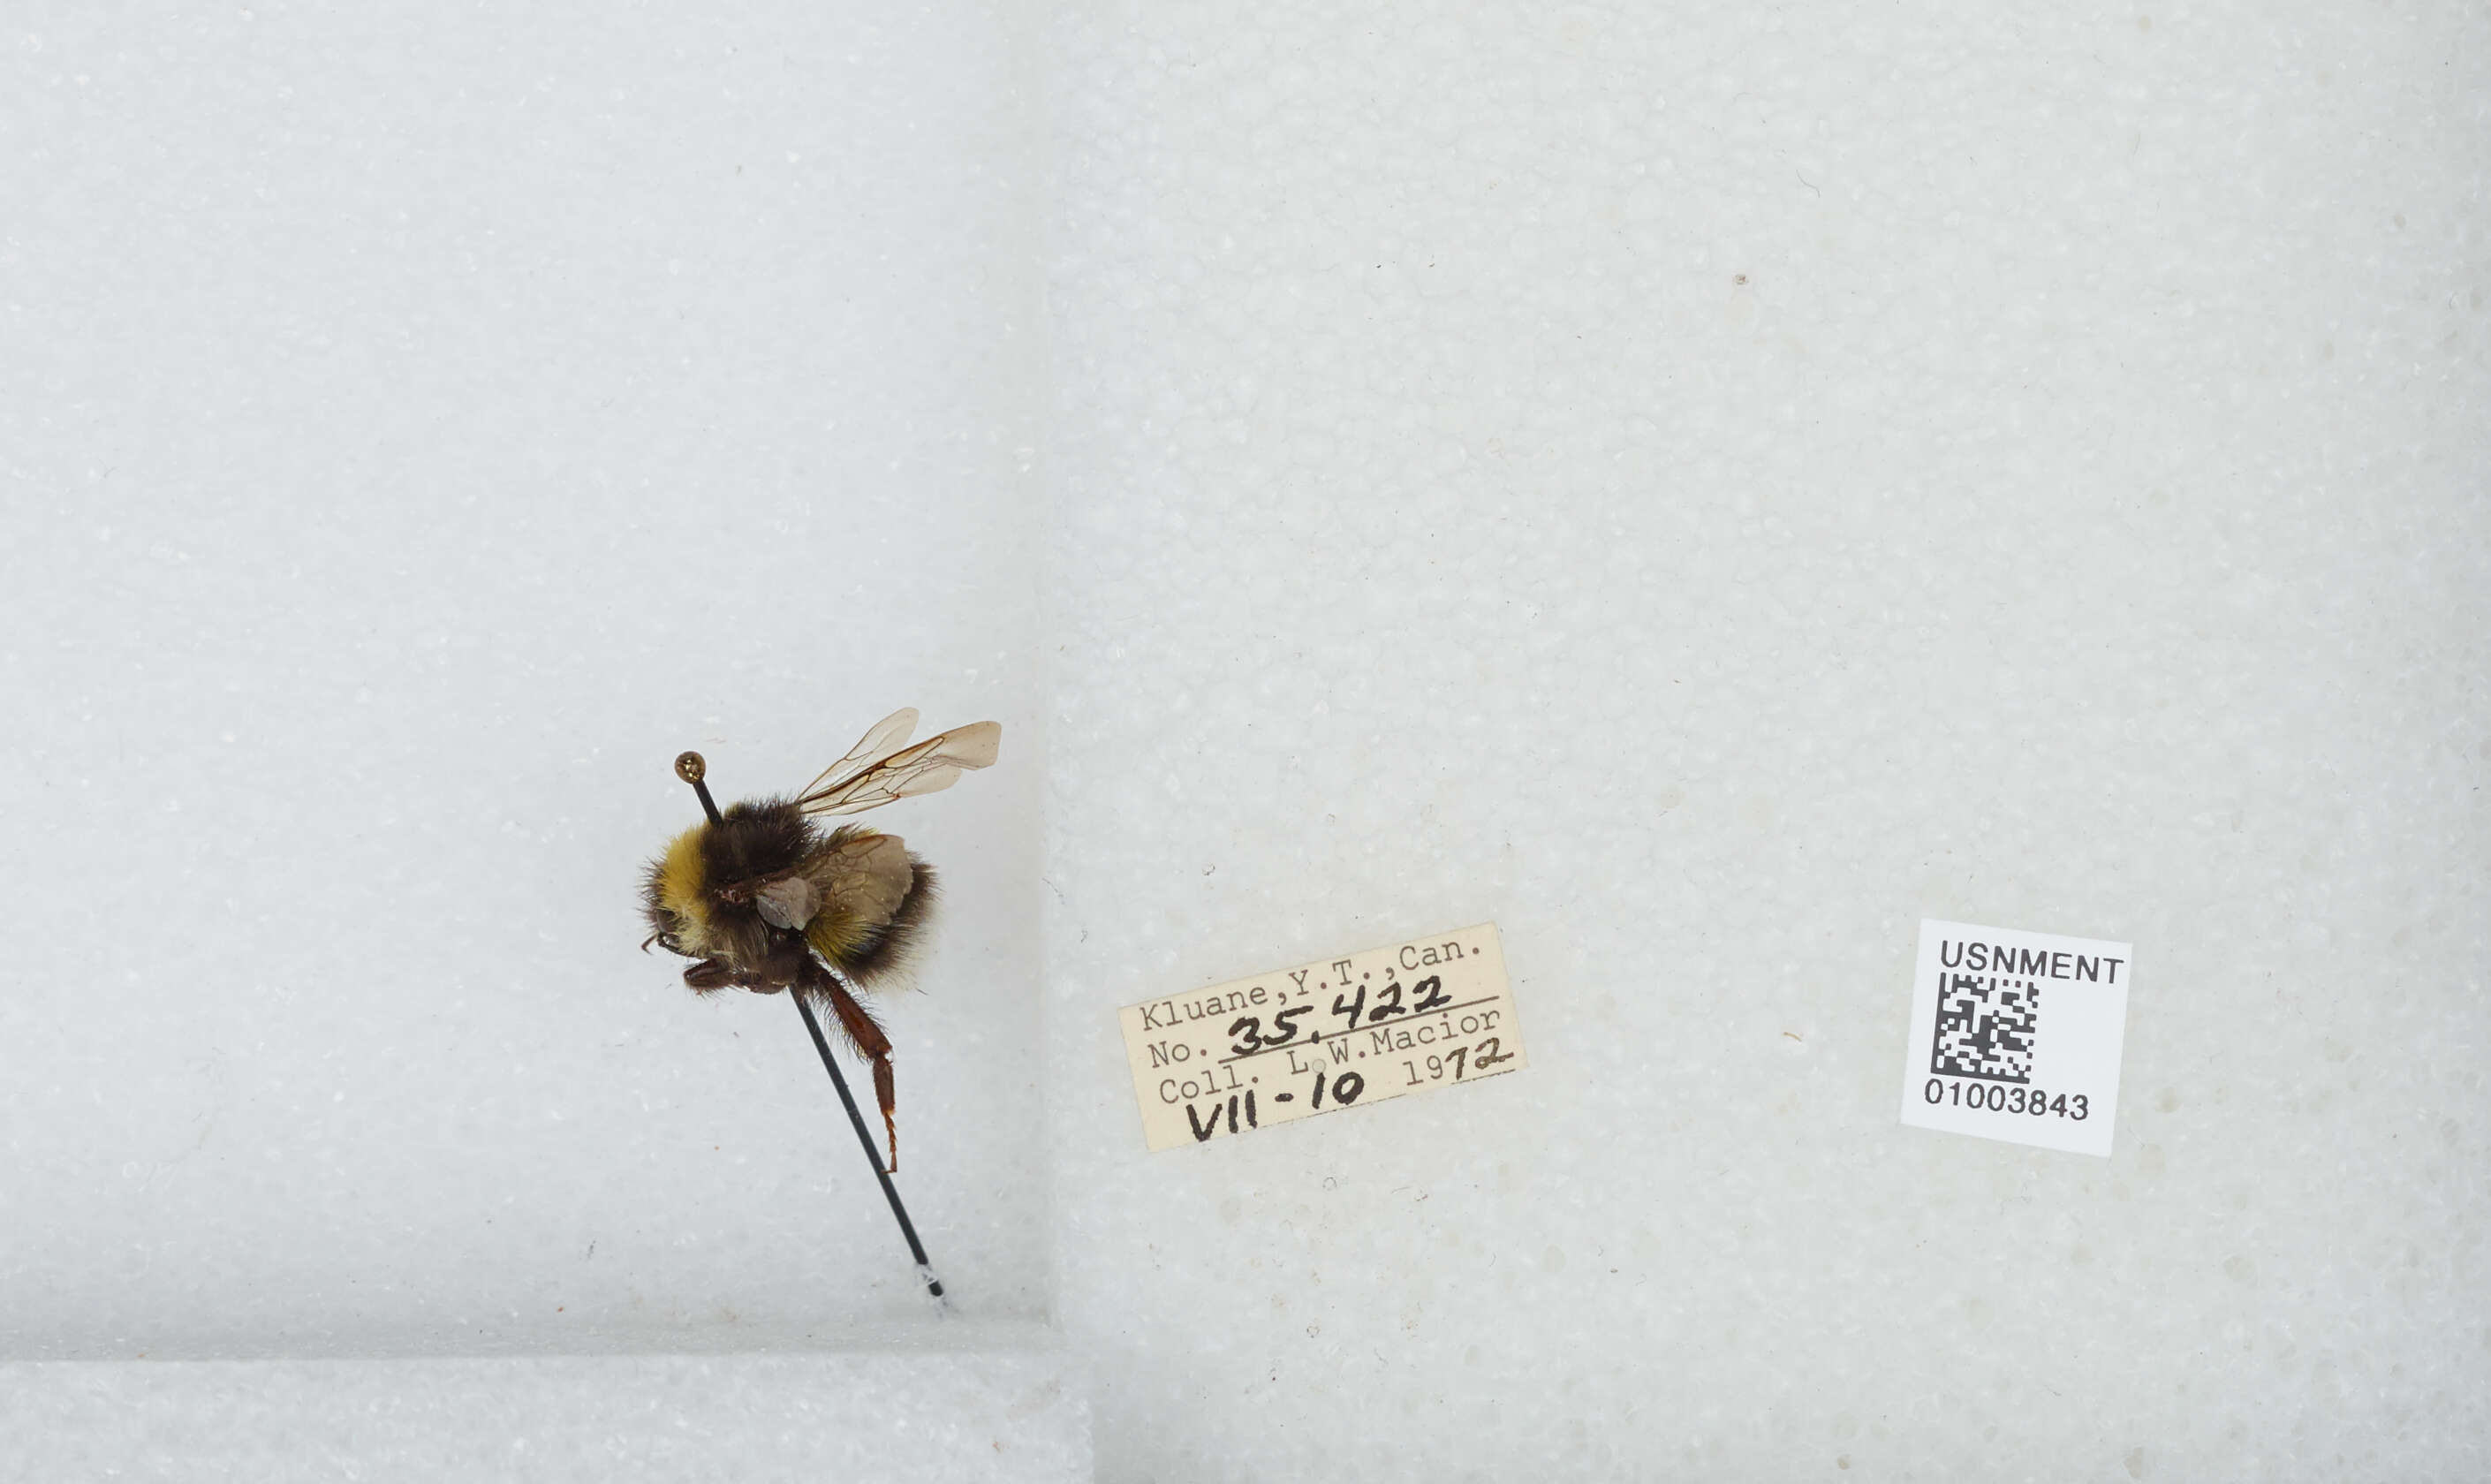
[1232,975,1450,1055]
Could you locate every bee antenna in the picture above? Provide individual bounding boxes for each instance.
[675,752,724,825]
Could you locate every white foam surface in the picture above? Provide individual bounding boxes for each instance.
[0,0,1046,1369]
[1041,4,2487,1480]
[6,1,2487,1480]
[0,1343,1089,1482]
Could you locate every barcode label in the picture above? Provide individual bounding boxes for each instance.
[1898,920,2131,1156]
[1931,970,2041,1083]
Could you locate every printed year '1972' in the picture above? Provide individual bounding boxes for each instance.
[1117,923,1527,1152]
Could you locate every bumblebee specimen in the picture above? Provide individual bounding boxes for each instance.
[641,708,1001,1170]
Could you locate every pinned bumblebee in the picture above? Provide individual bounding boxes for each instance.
[641,708,998,1299]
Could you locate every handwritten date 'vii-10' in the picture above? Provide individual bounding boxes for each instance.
[1115,924,1528,1152]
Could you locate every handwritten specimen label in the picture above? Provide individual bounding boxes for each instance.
[1117,923,1526,1152]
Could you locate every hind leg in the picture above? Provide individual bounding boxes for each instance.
[815,977,899,1172]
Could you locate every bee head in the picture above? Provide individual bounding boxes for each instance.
[642,822,713,959]
[643,752,815,992]
[641,750,729,962]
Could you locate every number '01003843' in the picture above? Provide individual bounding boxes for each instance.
[1924,1078,2088,1119]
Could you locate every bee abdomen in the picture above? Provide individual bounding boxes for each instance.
[804,827,937,990]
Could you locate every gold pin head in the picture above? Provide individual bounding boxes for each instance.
[675,751,723,824]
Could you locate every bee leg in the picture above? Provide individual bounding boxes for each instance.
[819,979,899,1173]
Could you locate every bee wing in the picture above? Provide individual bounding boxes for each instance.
[753,875,821,930]
[796,720,1002,817]
[799,707,920,801]
[814,829,916,928]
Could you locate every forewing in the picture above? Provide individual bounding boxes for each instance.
[797,720,1001,817]
[814,830,916,929]
[799,707,920,801]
